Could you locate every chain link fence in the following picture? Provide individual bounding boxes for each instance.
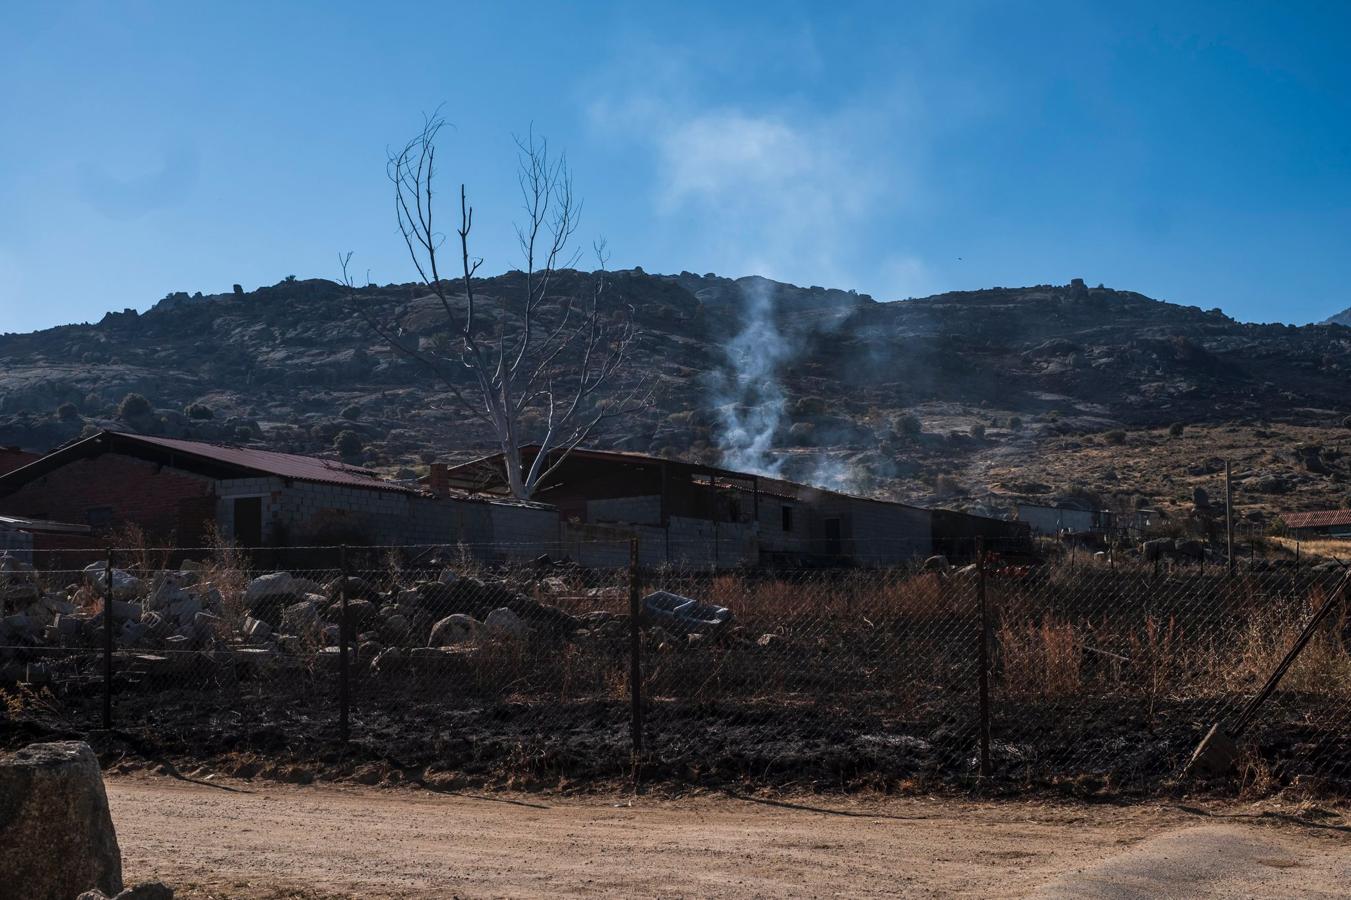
[1,540,1346,795]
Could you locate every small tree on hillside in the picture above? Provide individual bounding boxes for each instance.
[344,114,645,499]
[117,393,152,421]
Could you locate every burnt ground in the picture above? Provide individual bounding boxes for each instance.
[4,668,1347,800]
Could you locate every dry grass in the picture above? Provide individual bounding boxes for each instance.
[1271,536,1351,562]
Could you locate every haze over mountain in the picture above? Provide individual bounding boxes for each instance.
[1325,307,1351,328]
[2,271,1349,521]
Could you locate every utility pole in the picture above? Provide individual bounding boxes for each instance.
[1225,459,1235,577]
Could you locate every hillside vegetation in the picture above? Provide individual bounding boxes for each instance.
[2,272,1349,525]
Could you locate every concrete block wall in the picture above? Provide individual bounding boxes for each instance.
[0,528,34,562]
[586,495,662,526]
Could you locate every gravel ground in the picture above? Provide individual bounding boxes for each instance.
[107,774,1350,899]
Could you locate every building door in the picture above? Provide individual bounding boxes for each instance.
[823,517,842,557]
[233,497,263,548]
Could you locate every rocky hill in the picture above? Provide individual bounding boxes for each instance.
[1326,306,1351,328]
[2,272,1350,523]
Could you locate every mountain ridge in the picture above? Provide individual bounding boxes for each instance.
[1,271,1349,518]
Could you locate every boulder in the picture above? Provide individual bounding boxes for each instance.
[245,572,299,604]
[484,607,528,639]
[83,564,144,600]
[327,576,379,601]
[242,616,273,643]
[1141,538,1175,562]
[371,646,405,674]
[166,596,202,624]
[0,741,123,898]
[428,613,481,646]
[381,613,410,644]
[281,600,321,636]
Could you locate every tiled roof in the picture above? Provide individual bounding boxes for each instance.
[1282,509,1351,529]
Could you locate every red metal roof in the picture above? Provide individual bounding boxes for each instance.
[115,433,416,493]
[0,432,415,495]
[0,448,40,477]
[1282,509,1351,529]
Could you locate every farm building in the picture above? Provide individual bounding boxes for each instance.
[0,447,39,476]
[0,431,556,561]
[441,446,948,567]
[0,514,94,566]
[931,507,1033,560]
[1015,502,1113,536]
[1280,509,1351,539]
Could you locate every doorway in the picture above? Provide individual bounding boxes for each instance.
[232,497,264,548]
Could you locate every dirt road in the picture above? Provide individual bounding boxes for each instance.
[107,775,1348,899]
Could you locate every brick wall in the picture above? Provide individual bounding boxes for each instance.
[0,454,214,540]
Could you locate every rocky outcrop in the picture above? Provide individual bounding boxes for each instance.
[0,741,123,899]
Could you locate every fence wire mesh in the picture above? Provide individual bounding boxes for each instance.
[1,542,1346,795]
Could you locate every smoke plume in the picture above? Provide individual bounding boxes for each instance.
[710,279,790,476]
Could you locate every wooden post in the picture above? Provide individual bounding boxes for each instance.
[338,544,350,744]
[976,536,991,779]
[103,549,114,730]
[628,537,644,782]
[1225,460,1235,576]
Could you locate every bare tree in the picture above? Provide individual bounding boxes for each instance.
[343,114,644,499]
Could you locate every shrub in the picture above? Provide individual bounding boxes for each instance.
[185,403,214,420]
[334,430,364,459]
[1105,429,1127,445]
[1169,422,1185,437]
[1008,416,1023,431]
[970,423,986,441]
[341,404,362,420]
[117,393,152,420]
[57,402,79,421]
[1342,415,1351,429]
[894,413,922,438]
[232,283,244,295]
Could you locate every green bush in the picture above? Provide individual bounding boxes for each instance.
[1008,416,1023,431]
[970,423,986,440]
[1168,422,1185,437]
[57,402,79,421]
[1105,429,1127,445]
[341,404,362,420]
[185,403,214,420]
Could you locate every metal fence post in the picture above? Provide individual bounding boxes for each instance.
[628,537,644,776]
[976,536,991,779]
[103,548,114,731]
[338,544,350,744]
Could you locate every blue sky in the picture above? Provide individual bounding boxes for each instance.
[2,1,1349,332]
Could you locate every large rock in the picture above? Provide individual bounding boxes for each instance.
[281,599,321,636]
[83,564,144,601]
[428,613,481,646]
[0,741,123,899]
[484,607,528,639]
[245,572,299,604]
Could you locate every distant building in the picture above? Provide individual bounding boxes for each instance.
[442,445,1026,567]
[1015,502,1113,536]
[0,431,555,561]
[1281,509,1351,540]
